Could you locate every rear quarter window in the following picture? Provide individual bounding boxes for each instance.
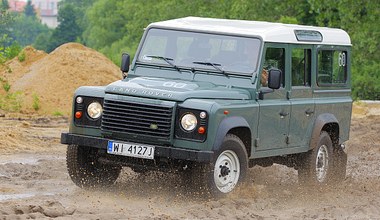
[317,50,348,86]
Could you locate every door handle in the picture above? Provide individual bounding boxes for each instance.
[305,109,314,116]
[279,111,289,118]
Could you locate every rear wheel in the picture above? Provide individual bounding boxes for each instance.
[298,131,346,185]
[67,145,121,188]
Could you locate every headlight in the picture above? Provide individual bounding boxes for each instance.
[87,102,103,119]
[180,113,197,131]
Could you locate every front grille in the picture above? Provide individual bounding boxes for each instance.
[101,99,174,140]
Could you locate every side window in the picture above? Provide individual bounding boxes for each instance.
[292,48,311,86]
[263,47,285,87]
[317,50,347,85]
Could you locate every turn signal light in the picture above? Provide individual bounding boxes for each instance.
[75,111,83,119]
[198,126,206,134]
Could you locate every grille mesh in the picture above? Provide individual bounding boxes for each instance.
[101,99,173,140]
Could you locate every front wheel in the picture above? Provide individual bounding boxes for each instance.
[67,145,122,189]
[190,134,248,197]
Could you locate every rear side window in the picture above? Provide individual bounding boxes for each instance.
[317,50,347,86]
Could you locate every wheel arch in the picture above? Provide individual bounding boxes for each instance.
[309,113,340,150]
[212,116,252,157]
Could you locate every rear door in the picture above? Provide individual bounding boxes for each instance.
[288,46,316,148]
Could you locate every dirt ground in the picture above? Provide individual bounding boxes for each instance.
[0,103,379,219]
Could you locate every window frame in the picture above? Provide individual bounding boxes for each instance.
[291,47,312,87]
[316,47,349,87]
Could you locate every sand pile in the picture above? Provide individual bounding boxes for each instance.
[2,43,121,115]
[352,101,380,118]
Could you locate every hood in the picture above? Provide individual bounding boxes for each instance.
[105,77,250,101]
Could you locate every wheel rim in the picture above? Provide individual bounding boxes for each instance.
[315,144,329,182]
[213,150,240,193]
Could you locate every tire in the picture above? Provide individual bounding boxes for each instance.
[67,145,122,189]
[189,134,248,197]
[298,131,336,185]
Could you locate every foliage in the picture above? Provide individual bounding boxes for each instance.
[10,14,50,47]
[308,0,380,100]
[1,35,22,63]
[33,30,53,52]
[0,77,10,92]
[24,0,37,17]
[18,51,26,62]
[46,3,81,52]
[0,91,23,112]
[32,93,40,111]
[1,0,9,10]
[52,111,64,116]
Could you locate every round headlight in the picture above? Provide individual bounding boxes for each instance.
[180,113,198,131]
[87,102,103,119]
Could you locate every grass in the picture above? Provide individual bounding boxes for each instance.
[32,93,40,111]
[52,111,64,116]
[0,91,23,112]
[0,78,10,92]
[18,51,26,62]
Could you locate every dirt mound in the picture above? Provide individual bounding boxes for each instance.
[352,101,380,118]
[6,43,121,115]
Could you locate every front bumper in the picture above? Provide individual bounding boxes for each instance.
[61,133,213,163]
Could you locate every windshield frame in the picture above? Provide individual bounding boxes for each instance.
[134,27,263,76]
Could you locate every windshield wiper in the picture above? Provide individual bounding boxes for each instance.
[145,55,181,72]
[192,61,227,76]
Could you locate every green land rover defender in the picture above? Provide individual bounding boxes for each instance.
[61,17,352,197]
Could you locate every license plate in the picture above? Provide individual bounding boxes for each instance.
[107,141,155,160]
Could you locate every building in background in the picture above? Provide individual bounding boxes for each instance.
[8,0,26,12]
[31,0,61,28]
[7,0,61,28]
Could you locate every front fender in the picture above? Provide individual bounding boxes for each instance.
[212,116,250,151]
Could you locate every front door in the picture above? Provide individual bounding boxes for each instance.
[256,45,291,151]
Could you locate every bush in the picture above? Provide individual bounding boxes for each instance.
[32,93,40,111]
[18,51,26,62]
[0,91,23,112]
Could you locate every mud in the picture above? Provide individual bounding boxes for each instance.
[0,104,379,219]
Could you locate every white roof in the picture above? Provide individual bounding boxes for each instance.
[147,17,351,46]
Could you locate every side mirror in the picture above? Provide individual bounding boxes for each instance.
[120,53,130,78]
[268,69,282,89]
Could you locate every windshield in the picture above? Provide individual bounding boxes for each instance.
[137,28,261,75]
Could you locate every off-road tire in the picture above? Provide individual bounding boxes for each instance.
[298,131,335,185]
[188,134,248,198]
[67,145,122,188]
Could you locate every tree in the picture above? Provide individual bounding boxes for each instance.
[24,0,36,18]
[1,0,9,10]
[59,0,95,44]
[46,4,81,52]
[10,14,50,47]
